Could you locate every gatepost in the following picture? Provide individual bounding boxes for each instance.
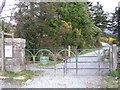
[4,38,26,72]
[112,44,118,70]
[0,31,26,73]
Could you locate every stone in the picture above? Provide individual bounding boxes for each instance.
[13,76,25,80]
[0,76,9,79]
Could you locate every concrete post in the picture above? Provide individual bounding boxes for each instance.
[112,44,118,70]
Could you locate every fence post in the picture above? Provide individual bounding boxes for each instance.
[68,45,71,62]
[109,47,112,72]
[68,45,70,57]
[112,44,118,70]
[1,31,5,74]
[33,56,36,63]
[76,55,78,75]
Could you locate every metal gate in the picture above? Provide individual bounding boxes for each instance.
[25,47,112,75]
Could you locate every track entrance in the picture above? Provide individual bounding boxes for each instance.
[25,47,112,75]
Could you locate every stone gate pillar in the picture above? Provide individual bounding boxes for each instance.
[0,38,26,72]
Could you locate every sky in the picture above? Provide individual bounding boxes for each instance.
[0,0,120,23]
[89,0,120,13]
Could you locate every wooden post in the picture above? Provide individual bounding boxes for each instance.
[68,45,71,62]
[0,31,14,74]
[68,45,70,57]
[1,31,5,74]
[12,33,14,38]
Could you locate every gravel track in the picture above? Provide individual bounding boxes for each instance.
[0,42,112,88]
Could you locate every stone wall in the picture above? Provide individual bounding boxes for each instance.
[0,38,26,72]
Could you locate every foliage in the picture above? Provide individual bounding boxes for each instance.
[108,69,120,77]
[88,2,109,31]
[100,37,116,44]
[108,10,118,37]
[107,8,119,43]
[57,2,102,48]
[14,2,102,49]
[0,20,15,34]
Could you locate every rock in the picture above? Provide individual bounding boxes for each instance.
[115,77,118,80]
[0,76,9,79]
[104,59,108,62]
[87,82,91,84]
[26,79,32,84]
[13,76,25,80]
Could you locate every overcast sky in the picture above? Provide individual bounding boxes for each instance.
[89,0,120,13]
[0,0,120,23]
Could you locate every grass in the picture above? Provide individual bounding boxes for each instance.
[70,49,96,57]
[102,69,120,88]
[0,70,43,85]
[0,70,43,81]
[102,76,118,88]
[108,69,120,77]
[78,49,96,55]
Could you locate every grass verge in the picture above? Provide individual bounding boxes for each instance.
[102,76,118,88]
[0,70,43,81]
[102,69,120,88]
[78,49,96,55]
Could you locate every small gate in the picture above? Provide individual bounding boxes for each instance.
[25,47,113,75]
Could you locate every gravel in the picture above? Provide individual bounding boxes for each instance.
[21,74,103,88]
[0,42,112,88]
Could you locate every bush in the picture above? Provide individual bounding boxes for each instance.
[108,69,120,77]
[100,37,116,44]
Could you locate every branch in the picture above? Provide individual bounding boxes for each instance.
[0,0,6,16]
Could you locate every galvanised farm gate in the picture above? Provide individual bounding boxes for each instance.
[25,46,117,75]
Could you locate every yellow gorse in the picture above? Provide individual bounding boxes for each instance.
[100,37,116,44]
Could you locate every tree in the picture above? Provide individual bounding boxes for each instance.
[14,2,58,49]
[57,2,102,48]
[88,2,109,31]
[111,7,120,44]
[14,2,102,49]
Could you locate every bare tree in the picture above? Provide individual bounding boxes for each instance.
[0,0,6,16]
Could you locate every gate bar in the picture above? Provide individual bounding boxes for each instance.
[76,55,78,74]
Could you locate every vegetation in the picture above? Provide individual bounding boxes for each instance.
[108,69,120,77]
[88,2,118,43]
[100,37,116,44]
[0,70,42,81]
[14,2,102,49]
[102,69,120,88]
[88,2,109,31]
[102,76,118,88]
[81,49,95,54]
